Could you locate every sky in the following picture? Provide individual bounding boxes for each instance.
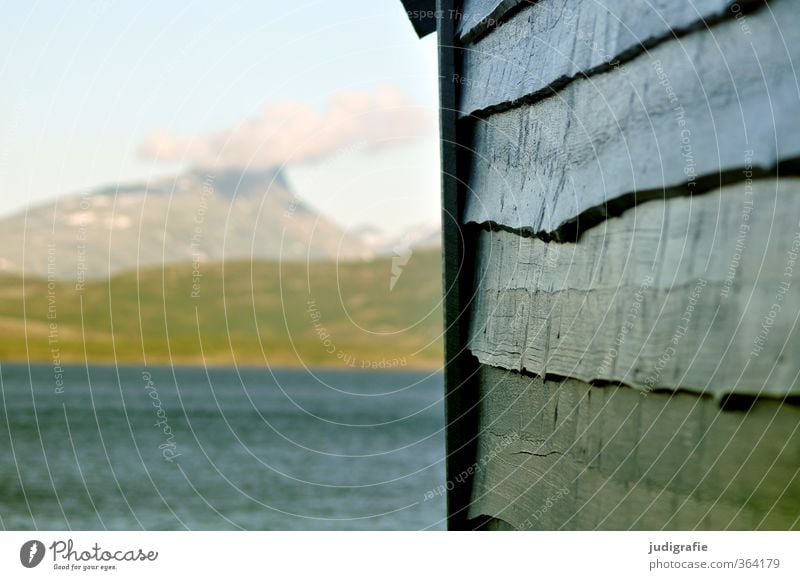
[0,0,440,234]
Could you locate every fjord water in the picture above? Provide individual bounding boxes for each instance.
[0,364,446,530]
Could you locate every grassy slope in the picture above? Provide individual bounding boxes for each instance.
[0,251,443,368]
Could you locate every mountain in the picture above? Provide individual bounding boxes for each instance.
[0,250,443,369]
[0,168,373,280]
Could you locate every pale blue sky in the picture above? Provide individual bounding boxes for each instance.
[0,0,440,233]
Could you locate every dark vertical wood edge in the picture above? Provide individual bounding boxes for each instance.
[400,0,438,37]
[437,0,483,530]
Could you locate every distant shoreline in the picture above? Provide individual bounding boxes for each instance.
[0,356,445,373]
[0,253,444,376]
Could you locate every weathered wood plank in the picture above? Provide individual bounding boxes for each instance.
[467,365,800,530]
[468,179,800,399]
[456,0,527,43]
[461,0,800,234]
[459,0,760,115]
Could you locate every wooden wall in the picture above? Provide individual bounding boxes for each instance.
[437,0,800,529]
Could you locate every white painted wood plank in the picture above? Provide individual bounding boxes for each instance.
[457,0,527,43]
[466,365,800,530]
[459,0,758,115]
[462,0,800,234]
[468,179,800,399]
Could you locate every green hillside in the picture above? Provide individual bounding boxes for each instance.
[0,251,443,369]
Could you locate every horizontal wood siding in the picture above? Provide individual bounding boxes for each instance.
[435,0,800,530]
[459,0,759,116]
[467,179,800,400]
[460,0,800,235]
[467,365,800,530]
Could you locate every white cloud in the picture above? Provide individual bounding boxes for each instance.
[138,85,435,170]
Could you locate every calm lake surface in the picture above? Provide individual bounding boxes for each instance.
[0,363,446,530]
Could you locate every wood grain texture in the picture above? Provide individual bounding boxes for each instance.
[467,365,800,530]
[457,0,527,43]
[461,0,800,235]
[459,0,760,116]
[468,179,800,399]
